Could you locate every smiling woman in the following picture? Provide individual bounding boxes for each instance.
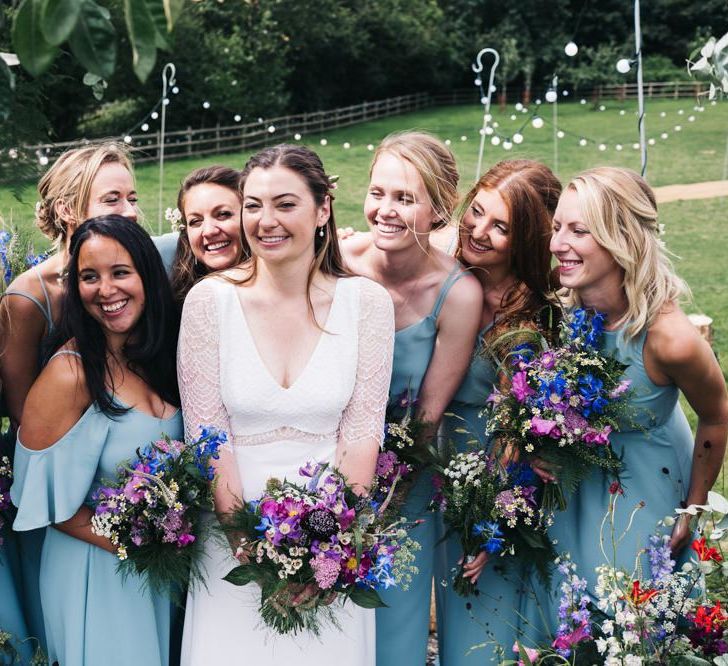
[176,144,393,665]
[170,166,244,306]
[10,215,182,666]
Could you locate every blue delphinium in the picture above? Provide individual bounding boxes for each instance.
[578,374,608,417]
[473,520,505,554]
[647,533,675,585]
[567,308,606,349]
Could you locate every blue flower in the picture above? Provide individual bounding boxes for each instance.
[510,343,536,366]
[567,308,606,349]
[473,521,505,554]
[578,374,607,416]
[254,516,275,533]
[506,462,537,487]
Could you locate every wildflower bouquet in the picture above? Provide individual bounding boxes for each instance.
[431,451,555,596]
[486,308,630,512]
[91,427,226,594]
[0,455,11,547]
[511,491,728,665]
[0,228,50,293]
[222,460,420,635]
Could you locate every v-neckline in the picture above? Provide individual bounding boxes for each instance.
[234,278,341,392]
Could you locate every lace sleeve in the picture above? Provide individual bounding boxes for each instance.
[177,280,231,440]
[178,280,242,512]
[336,279,394,487]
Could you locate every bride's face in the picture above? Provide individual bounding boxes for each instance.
[242,165,330,264]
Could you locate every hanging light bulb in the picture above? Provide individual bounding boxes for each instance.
[503,140,513,150]
[616,58,632,74]
[513,132,524,144]
[294,133,302,141]
[491,136,501,146]
[531,117,544,129]
[565,41,578,57]
[579,138,588,147]
[545,90,558,103]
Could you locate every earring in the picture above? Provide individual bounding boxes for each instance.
[319,226,325,238]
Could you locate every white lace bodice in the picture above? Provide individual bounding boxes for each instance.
[177,275,394,456]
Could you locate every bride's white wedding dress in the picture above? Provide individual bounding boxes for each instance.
[177,275,394,666]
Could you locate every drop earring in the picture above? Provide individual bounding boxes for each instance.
[319,226,325,237]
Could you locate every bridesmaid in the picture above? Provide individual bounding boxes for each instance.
[341,131,482,666]
[434,160,561,664]
[170,166,244,306]
[536,166,728,637]
[0,141,158,648]
[11,215,182,666]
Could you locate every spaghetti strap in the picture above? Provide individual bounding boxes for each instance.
[4,268,54,332]
[430,264,466,319]
[47,350,81,363]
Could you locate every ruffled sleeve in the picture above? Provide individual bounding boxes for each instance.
[336,278,395,452]
[11,406,110,531]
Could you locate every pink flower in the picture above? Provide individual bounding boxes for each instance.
[512,643,539,666]
[552,621,591,650]
[609,380,631,398]
[177,533,195,547]
[582,426,612,446]
[530,417,561,438]
[511,372,535,403]
[311,556,341,589]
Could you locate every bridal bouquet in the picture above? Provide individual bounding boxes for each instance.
[91,426,226,593]
[485,308,630,511]
[223,460,420,635]
[431,451,555,596]
[512,491,728,665]
[0,455,12,546]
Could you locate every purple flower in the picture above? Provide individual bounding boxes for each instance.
[582,426,612,446]
[511,371,535,403]
[609,380,631,398]
[530,417,561,439]
[177,533,195,547]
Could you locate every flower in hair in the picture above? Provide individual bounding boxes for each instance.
[165,207,185,232]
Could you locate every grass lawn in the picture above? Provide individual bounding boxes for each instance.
[2,96,727,478]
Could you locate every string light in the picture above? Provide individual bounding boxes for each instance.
[579,138,588,146]
[267,125,276,133]
[598,143,607,151]
[615,144,623,151]
[557,130,565,138]
[565,41,578,56]
[367,144,374,151]
[320,138,328,146]
[661,132,669,139]
[503,140,513,150]
[343,142,351,149]
[123,135,132,144]
[674,125,682,132]
[531,117,544,129]
[234,114,242,122]
[294,133,302,140]
[460,135,468,141]
[491,136,501,146]
[648,138,656,145]
[202,101,210,109]
[513,132,524,144]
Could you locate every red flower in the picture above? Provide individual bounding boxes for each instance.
[608,481,623,495]
[692,537,723,563]
[692,601,728,633]
[624,580,659,606]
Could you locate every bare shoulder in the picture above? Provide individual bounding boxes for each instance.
[21,343,91,449]
[646,305,710,370]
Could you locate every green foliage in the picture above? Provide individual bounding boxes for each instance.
[76,96,144,136]
[41,0,82,44]
[643,54,691,82]
[69,1,117,79]
[12,0,59,77]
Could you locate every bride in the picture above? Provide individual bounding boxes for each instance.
[177,144,394,665]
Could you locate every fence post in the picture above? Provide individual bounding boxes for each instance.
[186,127,192,155]
[674,82,678,99]
[215,122,221,152]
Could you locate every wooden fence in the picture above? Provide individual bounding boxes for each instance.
[21,82,709,167]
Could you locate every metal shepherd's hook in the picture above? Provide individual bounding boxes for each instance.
[473,48,500,180]
[158,63,177,234]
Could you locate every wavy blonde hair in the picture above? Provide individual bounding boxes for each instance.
[372,131,459,230]
[35,142,134,249]
[564,167,690,340]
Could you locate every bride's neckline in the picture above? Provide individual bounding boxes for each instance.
[232,278,342,391]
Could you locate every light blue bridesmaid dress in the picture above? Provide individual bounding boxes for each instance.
[0,519,32,664]
[152,232,179,275]
[2,268,55,652]
[434,325,540,663]
[524,325,694,643]
[376,266,465,666]
[11,356,183,666]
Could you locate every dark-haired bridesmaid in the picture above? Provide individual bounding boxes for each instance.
[11,216,183,666]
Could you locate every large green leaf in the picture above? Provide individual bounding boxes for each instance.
[12,0,59,77]
[41,0,83,45]
[124,0,158,82]
[0,59,16,121]
[162,0,184,32]
[348,587,386,609]
[223,566,259,587]
[68,1,117,80]
[144,0,169,50]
